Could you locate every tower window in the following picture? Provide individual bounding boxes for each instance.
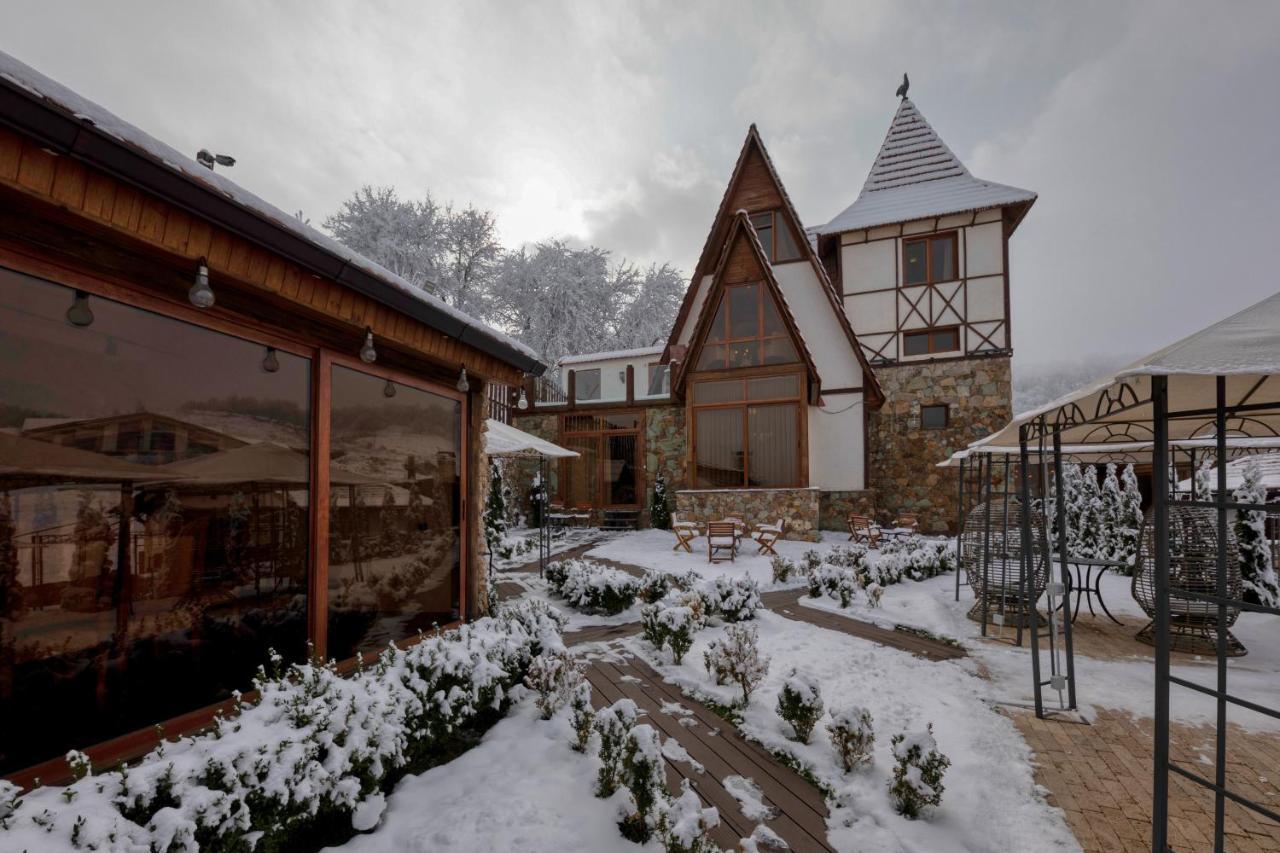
[903,232,958,285]
[921,404,950,430]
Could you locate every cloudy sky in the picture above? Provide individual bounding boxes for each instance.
[5,1,1279,372]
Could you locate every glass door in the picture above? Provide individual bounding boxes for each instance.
[605,434,638,506]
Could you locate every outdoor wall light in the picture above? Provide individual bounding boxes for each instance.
[66,289,94,327]
[359,328,377,364]
[456,365,470,393]
[383,379,397,398]
[189,258,215,309]
[262,346,280,373]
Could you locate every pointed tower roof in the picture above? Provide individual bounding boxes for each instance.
[817,98,1036,235]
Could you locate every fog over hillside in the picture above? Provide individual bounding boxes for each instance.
[1012,353,1138,415]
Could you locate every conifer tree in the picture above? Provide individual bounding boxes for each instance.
[1099,463,1123,560]
[650,473,671,530]
[1117,464,1144,574]
[484,460,508,554]
[1076,465,1104,559]
[1234,458,1278,607]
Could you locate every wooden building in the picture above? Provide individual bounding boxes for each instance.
[0,52,543,785]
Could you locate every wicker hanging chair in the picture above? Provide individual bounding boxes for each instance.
[1132,505,1246,656]
[960,498,1048,628]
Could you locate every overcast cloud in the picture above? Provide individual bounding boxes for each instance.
[5,0,1278,373]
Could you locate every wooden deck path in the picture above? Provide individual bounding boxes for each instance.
[584,649,834,852]
[759,590,966,662]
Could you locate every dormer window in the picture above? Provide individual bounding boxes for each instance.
[903,232,958,285]
[749,211,803,263]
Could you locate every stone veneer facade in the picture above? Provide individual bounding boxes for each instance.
[866,355,1012,534]
[818,490,877,533]
[676,488,821,542]
[643,404,686,526]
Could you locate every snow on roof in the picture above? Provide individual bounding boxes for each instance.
[0,50,539,366]
[817,99,1036,235]
[557,345,665,366]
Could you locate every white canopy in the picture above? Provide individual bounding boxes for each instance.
[974,291,1280,449]
[938,436,1280,467]
[484,419,579,459]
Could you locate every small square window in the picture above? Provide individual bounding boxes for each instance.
[902,327,960,357]
[921,404,949,430]
[573,368,601,401]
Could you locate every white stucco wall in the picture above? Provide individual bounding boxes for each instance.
[807,392,865,490]
[560,350,668,402]
[676,274,714,347]
[772,262,863,389]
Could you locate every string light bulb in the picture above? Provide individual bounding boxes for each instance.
[456,365,470,393]
[383,379,397,398]
[66,290,94,327]
[188,258,215,309]
[359,328,377,364]
[517,386,529,410]
[262,346,280,374]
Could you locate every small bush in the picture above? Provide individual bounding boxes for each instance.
[807,563,862,607]
[524,650,584,719]
[889,724,950,819]
[705,624,770,707]
[660,779,720,852]
[619,724,666,842]
[642,600,702,664]
[827,706,874,772]
[569,681,594,753]
[549,559,641,614]
[594,698,639,797]
[776,670,824,744]
[770,555,795,584]
[706,575,762,622]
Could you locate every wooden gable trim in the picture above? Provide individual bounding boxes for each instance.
[0,127,524,386]
[672,211,820,396]
[663,125,883,406]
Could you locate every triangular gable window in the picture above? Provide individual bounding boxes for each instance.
[695,281,799,371]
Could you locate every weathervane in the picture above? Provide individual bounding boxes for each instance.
[896,73,909,99]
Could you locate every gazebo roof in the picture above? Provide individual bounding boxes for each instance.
[484,419,579,459]
[0,432,175,483]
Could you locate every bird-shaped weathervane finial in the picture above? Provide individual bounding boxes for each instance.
[896,73,909,99]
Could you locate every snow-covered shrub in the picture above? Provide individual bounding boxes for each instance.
[704,624,770,707]
[639,568,700,604]
[1235,459,1279,607]
[0,602,561,851]
[808,563,861,607]
[593,698,639,797]
[484,459,509,556]
[499,597,567,657]
[705,574,762,622]
[524,650,585,719]
[825,544,870,571]
[569,681,594,753]
[889,724,951,819]
[871,539,955,586]
[549,559,641,615]
[642,600,702,664]
[864,582,884,608]
[619,724,666,842]
[770,554,796,584]
[660,779,720,853]
[776,670,824,744]
[800,548,825,574]
[828,706,875,772]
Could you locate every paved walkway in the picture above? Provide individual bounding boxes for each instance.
[584,647,834,852]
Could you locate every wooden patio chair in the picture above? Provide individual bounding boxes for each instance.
[707,521,737,563]
[847,513,881,548]
[886,512,920,542]
[752,518,784,555]
[672,512,699,553]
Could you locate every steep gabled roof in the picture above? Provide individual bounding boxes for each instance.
[665,125,882,404]
[672,211,820,395]
[817,98,1036,235]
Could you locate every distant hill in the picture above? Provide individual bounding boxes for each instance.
[1012,354,1137,414]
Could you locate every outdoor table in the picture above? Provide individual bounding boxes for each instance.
[878,526,916,542]
[1054,555,1126,625]
[721,517,746,553]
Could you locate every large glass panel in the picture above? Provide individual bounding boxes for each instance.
[774,219,802,262]
[563,436,599,508]
[747,375,800,400]
[762,337,798,365]
[0,268,310,775]
[606,435,638,505]
[727,341,761,368]
[728,284,759,340]
[693,379,744,404]
[695,344,728,371]
[748,404,799,486]
[706,297,729,343]
[646,363,669,396]
[762,290,786,337]
[694,408,745,488]
[574,368,601,401]
[904,240,928,285]
[931,235,956,281]
[326,366,461,661]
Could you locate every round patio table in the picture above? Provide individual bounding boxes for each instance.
[1054,556,1127,625]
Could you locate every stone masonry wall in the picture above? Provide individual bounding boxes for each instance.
[676,488,820,542]
[867,355,1011,534]
[643,405,686,527]
[818,490,877,532]
[504,412,558,524]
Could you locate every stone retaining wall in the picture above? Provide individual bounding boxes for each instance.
[818,490,877,532]
[676,488,821,542]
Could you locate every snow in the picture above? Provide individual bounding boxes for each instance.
[723,774,777,821]
[586,528,825,590]
[558,345,665,366]
[0,49,538,366]
[330,703,645,853]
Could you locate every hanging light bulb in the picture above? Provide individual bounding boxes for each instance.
[383,379,397,398]
[456,365,470,393]
[262,346,280,374]
[66,289,94,327]
[516,385,529,410]
[359,327,377,364]
[188,258,215,308]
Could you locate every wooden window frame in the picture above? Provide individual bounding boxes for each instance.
[558,409,645,509]
[749,209,804,264]
[687,368,807,489]
[698,281,800,371]
[902,230,959,286]
[902,325,961,357]
[920,403,950,430]
[0,252,471,786]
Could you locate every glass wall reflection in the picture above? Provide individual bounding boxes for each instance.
[0,268,310,774]
[326,366,461,661]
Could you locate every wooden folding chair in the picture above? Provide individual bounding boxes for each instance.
[672,512,699,553]
[752,518,784,555]
[707,521,737,563]
[847,513,881,548]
